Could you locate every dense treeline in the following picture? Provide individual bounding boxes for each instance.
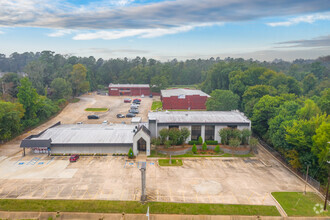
[0,51,329,183]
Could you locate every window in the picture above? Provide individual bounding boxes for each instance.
[169,125,179,129]
[191,125,201,140]
[227,125,237,129]
[205,125,215,141]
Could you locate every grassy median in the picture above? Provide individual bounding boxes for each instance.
[158,159,183,166]
[151,101,162,111]
[0,199,280,216]
[272,192,330,216]
[85,108,108,112]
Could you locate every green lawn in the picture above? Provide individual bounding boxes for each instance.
[151,101,162,111]
[158,159,183,166]
[0,199,280,216]
[68,97,80,103]
[85,108,108,112]
[272,192,329,217]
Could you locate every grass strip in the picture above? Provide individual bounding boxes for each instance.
[272,192,329,216]
[151,101,162,111]
[85,108,108,112]
[148,150,254,158]
[158,159,183,166]
[0,199,280,216]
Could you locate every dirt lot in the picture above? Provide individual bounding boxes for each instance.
[0,145,312,206]
[0,93,157,156]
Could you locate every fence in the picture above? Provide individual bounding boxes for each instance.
[256,136,321,191]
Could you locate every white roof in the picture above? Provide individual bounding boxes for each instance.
[131,117,142,123]
[32,124,136,144]
[109,83,149,88]
[161,89,210,97]
[148,111,250,124]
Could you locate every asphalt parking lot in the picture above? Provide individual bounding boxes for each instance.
[0,150,311,205]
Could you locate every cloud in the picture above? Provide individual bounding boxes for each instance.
[0,0,329,30]
[267,13,330,26]
[73,23,220,40]
[276,35,330,48]
[47,29,74,37]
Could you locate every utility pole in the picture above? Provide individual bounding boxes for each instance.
[304,165,309,195]
[324,176,329,211]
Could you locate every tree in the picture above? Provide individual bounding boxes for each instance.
[312,121,330,165]
[0,101,24,141]
[241,129,252,145]
[198,136,203,145]
[249,137,258,152]
[297,99,321,120]
[251,95,282,137]
[150,75,169,93]
[128,148,134,159]
[229,138,241,147]
[206,89,239,111]
[50,78,72,100]
[17,77,39,120]
[302,73,317,95]
[179,127,190,144]
[159,128,169,144]
[317,88,330,115]
[70,64,90,96]
[202,142,207,151]
[192,144,197,154]
[1,72,21,97]
[214,145,220,153]
[168,128,181,145]
[242,85,277,110]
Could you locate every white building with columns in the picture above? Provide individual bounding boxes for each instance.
[148,111,251,143]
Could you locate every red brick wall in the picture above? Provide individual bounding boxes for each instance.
[108,87,151,96]
[162,95,208,110]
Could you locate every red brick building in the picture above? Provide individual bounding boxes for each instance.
[108,84,151,96]
[161,89,210,110]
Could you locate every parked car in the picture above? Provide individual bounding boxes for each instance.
[126,113,136,118]
[87,115,99,119]
[131,104,139,108]
[69,154,79,162]
[141,94,145,98]
[116,114,125,118]
[124,98,131,103]
[129,109,139,114]
[133,98,141,102]
[149,94,153,98]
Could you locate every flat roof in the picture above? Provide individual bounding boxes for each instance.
[109,83,149,88]
[161,89,210,97]
[148,111,250,124]
[31,124,136,145]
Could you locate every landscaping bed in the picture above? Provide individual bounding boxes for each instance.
[158,159,183,166]
[85,108,108,112]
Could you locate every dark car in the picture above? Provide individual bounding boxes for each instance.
[149,94,153,98]
[133,98,141,102]
[126,113,136,118]
[87,115,99,119]
[129,109,139,114]
[69,154,79,162]
[116,114,125,118]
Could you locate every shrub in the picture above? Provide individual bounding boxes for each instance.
[229,138,241,148]
[188,140,200,145]
[202,142,207,151]
[164,140,172,148]
[168,128,181,145]
[214,145,220,153]
[128,148,134,159]
[205,140,218,145]
[159,128,169,144]
[241,128,252,145]
[192,144,197,154]
[179,127,190,144]
[151,137,161,146]
[219,128,229,144]
[219,128,242,145]
[198,136,203,144]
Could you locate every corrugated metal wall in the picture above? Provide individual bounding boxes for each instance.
[50,145,131,154]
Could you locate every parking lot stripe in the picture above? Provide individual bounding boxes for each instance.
[46,157,55,165]
[182,192,185,202]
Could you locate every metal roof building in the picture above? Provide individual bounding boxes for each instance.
[148,111,251,143]
[20,122,151,156]
[108,83,152,96]
[161,88,210,110]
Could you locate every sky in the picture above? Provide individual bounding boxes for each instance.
[0,0,330,61]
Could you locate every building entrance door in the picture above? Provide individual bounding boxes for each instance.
[138,138,146,151]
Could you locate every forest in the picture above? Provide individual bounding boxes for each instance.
[0,51,329,183]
